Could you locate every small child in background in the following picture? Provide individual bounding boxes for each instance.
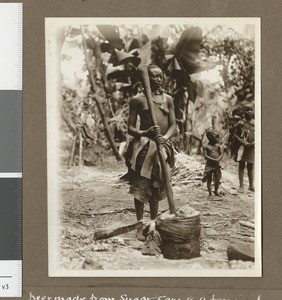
[202,129,223,198]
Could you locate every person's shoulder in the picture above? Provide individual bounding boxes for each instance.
[132,92,145,101]
[130,92,145,103]
[164,93,173,106]
[164,93,173,101]
[129,93,146,109]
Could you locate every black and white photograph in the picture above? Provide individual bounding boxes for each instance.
[46,18,261,277]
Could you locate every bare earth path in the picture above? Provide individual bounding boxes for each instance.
[58,154,256,271]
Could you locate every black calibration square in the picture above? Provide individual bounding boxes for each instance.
[0,178,22,260]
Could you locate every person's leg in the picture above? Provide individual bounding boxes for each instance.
[149,199,159,220]
[134,198,144,221]
[247,162,254,191]
[134,198,145,241]
[214,175,221,196]
[238,161,245,193]
[207,173,213,197]
[214,168,222,196]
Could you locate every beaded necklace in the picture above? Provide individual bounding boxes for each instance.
[152,93,166,110]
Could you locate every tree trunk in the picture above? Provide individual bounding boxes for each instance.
[68,134,77,168]
[78,131,83,167]
[184,78,195,153]
[183,90,189,153]
[81,26,122,161]
[55,26,65,93]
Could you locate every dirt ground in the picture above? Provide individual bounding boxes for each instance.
[58,153,256,271]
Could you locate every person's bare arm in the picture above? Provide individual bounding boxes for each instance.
[234,125,255,147]
[203,145,220,162]
[163,95,177,140]
[203,146,208,158]
[203,146,213,161]
[245,129,255,147]
[216,144,223,161]
[234,123,247,145]
[155,95,177,144]
[127,97,140,137]
[128,97,160,138]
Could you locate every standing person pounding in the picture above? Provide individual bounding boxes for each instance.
[126,65,176,240]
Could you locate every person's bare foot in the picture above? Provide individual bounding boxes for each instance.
[238,186,244,193]
[214,191,222,197]
[136,225,145,241]
[249,186,255,192]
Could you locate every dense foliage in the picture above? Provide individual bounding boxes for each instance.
[58,24,255,166]
[201,25,255,102]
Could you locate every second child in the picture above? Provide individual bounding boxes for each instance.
[202,129,223,198]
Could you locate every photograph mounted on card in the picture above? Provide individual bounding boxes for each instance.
[45,17,261,277]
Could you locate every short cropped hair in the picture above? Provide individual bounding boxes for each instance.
[206,129,219,141]
[148,64,163,73]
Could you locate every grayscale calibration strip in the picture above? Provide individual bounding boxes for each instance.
[0,3,22,298]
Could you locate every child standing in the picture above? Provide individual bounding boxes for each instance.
[234,104,255,193]
[202,129,223,197]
